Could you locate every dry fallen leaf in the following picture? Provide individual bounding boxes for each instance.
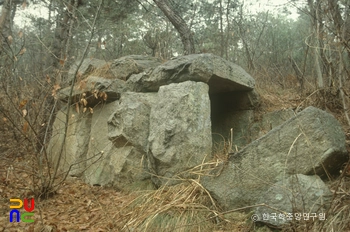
[18,31,24,38]
[22,122,29,133]
[86,200,92,207]
[46,75,51,83]
[51,84,61,97]
[75,103,80,113]
[78,79,87,90]
[93,90,98,99]
[80,98,88,106]
[22,109,28,117]
[7,35,13,44]
[19,99,28,109]
[21,1,27,9]
[19,47,26,55]
[59,59,65,66]
[99,92,107,101]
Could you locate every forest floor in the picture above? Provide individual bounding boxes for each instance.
[1,79,350,232]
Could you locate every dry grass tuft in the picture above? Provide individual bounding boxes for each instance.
[255,80,301,113]
[318,167,350,232]
[119,181,218,231]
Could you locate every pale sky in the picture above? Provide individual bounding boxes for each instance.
[247,0,301,20]
[14,0,302,29]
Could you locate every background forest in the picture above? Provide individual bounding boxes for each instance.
[2,0,349,91]
[1,0,350,231]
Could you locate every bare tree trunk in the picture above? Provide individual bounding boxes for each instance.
[235,5,254,70]
[0,0,12,54]
[316,8,324,89]
[153,0,195,55]
[327,0,350,125]
[225,0,231,60]
[289,55,304,91]
[307,0,324,89]
[234,5,268,71]
[0,0,14,94]
[344,7,350,60]
[219,0,224,57]
[338,48,350,126]
[52,1,77,70]
[314,42,324,88]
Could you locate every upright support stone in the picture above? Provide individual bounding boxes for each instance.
[148,81,212,185]
[47,107,92,176]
